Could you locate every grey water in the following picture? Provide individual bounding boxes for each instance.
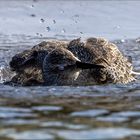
[0,0,140,139]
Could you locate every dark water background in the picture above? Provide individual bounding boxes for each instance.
[0,0,140,139]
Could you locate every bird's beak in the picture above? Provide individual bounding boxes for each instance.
[76,61,104,69]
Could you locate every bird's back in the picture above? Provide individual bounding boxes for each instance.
[68,37,135,84]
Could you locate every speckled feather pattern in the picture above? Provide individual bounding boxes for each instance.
[9,37,135,85]
[68,37,135,84]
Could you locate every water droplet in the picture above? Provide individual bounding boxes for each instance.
[61,29,66,33]
[46,26,51,32]
[80,32,83,34]
[121,39,125,43]
[114,25,120,29]
[53,20,56,24]
[40,18,45,23]
[60,9,64,14]
[40,34,43,37]
[136,38,140,43]
[74,14,79,18]
[30,14,36,17]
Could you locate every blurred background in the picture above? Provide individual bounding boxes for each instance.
[0,0,140,40]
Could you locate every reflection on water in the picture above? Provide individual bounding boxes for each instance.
[71,109,109,117]
[0,35,140,139]
[55,128,140,140]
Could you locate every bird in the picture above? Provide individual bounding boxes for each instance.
[42,47,104,86]
[9,37,139,86]
[9,40,68,71]
[9,40,68,85]
[68,37,137,84]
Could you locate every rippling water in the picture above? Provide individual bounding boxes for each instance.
[0,35,140,140]
[0,0,140,139]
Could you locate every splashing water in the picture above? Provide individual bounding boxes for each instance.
[46,26,51,32]
[0,65,16,83]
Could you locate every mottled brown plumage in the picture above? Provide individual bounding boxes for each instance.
[68,37,135,84]
[9,37,136,86]
[9,40,68,85]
